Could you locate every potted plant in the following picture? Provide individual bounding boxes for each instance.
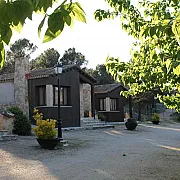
[125,118,138,130]
[151,113,160,125]
[33,108,59,150]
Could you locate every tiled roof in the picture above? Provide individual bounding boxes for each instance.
[94,83,127,94]
[0,65,96,83]
[0,73,14,82]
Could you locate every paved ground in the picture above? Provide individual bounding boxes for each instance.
[0,121,180,180]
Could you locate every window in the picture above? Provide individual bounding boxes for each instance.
[54,86,70,106]
[110,99,118,111]
[36,86,46,106]
[99,99,106,111]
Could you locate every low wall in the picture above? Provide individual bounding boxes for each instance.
[0,114,15,134]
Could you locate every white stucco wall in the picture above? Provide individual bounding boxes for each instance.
[0,82,14,104]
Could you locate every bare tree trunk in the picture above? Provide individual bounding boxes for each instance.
[138,103,141,121]
[129,96,133,118]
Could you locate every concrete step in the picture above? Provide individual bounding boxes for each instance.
[85,124,115,130]
[0,134,18,141]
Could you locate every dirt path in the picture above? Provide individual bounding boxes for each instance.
[0,122,180,180]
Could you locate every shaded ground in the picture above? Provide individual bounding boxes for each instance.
[0,121,180,180]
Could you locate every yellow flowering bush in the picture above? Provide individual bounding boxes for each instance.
[152,113,160,122]
[33,108,57,139]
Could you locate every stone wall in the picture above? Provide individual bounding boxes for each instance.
[83,84,92,117]
[0,114,15,134]
[80,83,92,118]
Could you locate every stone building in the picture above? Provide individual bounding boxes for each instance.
[0,57,29,116]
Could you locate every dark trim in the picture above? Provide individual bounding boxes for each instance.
[36,85,46,106]
[79,73,94,85]
[53,86,70,106]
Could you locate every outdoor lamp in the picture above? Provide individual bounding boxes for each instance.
[54,62,63,74]
[54,62,63,140]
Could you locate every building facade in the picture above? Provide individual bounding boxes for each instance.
[94,84,127,122]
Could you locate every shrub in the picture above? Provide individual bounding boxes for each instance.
[125,118,138,130]
[98,113,106,121]
[33,108,57,139]
[151,113,160,124]
[8,106,31,135]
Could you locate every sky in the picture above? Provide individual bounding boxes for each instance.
[10,0,135,69]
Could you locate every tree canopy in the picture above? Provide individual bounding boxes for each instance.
[60,47,88,67]
[94,0,180,112]
[0,38,37,74]
[30,48,60,70]
[0,0,86,68]
[85,64,115,85]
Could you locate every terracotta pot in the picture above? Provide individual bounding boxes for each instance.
[37,138,60,150]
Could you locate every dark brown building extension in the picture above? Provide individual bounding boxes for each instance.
[94,84,127,122]
[28,65,96,127]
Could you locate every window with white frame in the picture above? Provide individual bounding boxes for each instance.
[99,98,106,111]
[36,86,46,106]
[53,86,70,106]
[110,98,118,111]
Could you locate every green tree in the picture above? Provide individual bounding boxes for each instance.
[60,48,88,67]
[85,64,115,84]
[30,48,60,70]
[132,92,154,121]
[0,0,86,67]
[0,38,37,74]
[95,0,180,112]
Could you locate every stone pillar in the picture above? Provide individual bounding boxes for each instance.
[106,97,110,111]
[46,85,53,106]
[83,84,91,116]
[80,83,84,118]
[14,57,29,116]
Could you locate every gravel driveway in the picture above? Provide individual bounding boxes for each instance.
[0,122,180,180]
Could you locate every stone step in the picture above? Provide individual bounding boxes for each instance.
[85,124,115,130]
[80,117,95,121]
[85,122,107,126]
[0,134,18,141]
[81,120,102,124]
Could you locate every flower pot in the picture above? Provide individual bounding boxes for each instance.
[37,138,60,150]
[125,118,138,130]
[152,121,159,125]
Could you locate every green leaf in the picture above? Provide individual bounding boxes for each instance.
[0,25,12,45]
[172,15,180,42]
[0,41,5,68]
[43,27,64,43]
[64,15,71,26]
[48,12,64,34]
[0,2,14,24]
[173,65,180,76]
[42,0,53,12]
[165,59,171,69]
[13,22,23,33]
[69,2,86,23]
[38,15,46,37]
[149,26,156,37]
[13,0,33,23]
